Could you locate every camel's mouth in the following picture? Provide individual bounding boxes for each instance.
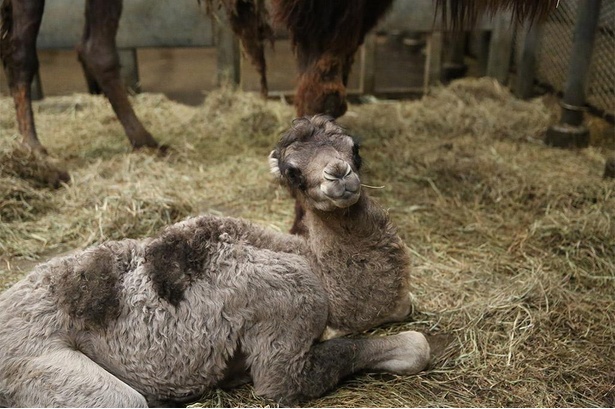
[325,191,361,209]
[317,162,361,209]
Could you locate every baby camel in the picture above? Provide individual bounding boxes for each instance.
[269,114,412,338]
[0,116,426,407]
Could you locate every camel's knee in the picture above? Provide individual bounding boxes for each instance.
[77,42,120,82]
[76,0,123,84]
[1,0,44,84]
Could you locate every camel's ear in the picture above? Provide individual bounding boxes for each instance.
[268,150,281,178]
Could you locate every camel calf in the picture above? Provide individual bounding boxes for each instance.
[0,116,430,407]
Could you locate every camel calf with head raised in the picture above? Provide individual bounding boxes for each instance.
[269,115,413,339]
[0,116,426,407]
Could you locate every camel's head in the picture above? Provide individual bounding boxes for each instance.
[270,115,362,212]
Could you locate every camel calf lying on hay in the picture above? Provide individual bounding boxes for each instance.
[0,116,427,407]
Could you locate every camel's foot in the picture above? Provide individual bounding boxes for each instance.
[5,144,70,188]
[132,142,171,157]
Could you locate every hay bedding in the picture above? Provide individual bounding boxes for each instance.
[0,78,613,407]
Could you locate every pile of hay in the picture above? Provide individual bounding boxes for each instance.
[0,78,613,407]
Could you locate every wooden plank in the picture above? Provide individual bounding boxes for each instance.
[38,0,214,49]
[118,49,140,93]
[424,31,443,92]
[31,70,44,100]
[359,33,377,95]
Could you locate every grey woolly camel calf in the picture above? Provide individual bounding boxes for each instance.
[0,116,427,407]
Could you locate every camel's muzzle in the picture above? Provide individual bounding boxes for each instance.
[320,161,361,208]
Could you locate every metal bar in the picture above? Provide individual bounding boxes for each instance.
[424,31,443,92]
[560,0,602,126]
[486,11,514,84]
[475,31,491,76]
[515,22,542,99]
[214,10,240,87]
[545,0,602,148]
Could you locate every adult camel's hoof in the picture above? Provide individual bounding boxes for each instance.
[132,142,171,157]
[3,144,71,188]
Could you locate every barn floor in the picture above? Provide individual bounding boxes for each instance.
[0,78,613,407]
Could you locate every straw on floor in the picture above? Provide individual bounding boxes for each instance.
[0,78,613,407]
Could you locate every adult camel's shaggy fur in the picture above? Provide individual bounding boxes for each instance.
[0,116,428,407]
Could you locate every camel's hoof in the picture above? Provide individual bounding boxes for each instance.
[156,144,171,156]
[133,143,171,157]
[6,144,70,189]
[45,168,71,189]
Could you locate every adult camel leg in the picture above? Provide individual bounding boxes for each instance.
[1,0,71,186]
[76,0,160,150]
[0,0,47,154]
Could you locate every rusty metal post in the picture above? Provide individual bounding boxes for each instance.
[545,0,601,148]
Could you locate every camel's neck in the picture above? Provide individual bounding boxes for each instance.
[304,193,397,251]
[302,191,411,334]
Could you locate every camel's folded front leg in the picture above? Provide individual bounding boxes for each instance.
[252,330,431,405]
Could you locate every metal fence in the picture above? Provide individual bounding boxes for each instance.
[587,0,615,116]
[536,0,614,118]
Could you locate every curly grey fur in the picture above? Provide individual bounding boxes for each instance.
[0,117,427,406]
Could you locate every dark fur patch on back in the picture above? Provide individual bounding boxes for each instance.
[54,246,123,328]
[143,218,218,306]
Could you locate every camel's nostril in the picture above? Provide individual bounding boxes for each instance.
[343,164,352,178]
[323,162,352,181]
[323,172,338,181]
